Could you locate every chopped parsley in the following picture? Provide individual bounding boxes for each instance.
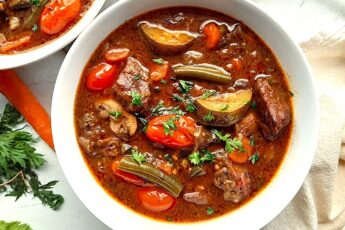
[178,80,193,93]
[220,104,229,111]
[207,207,215,215]
[160,79,167,84]
[131,148,146,165]
[32,24,38,32]
[212,129,244,153]
[250,101,257,109]
[201,89,217,99]
[188,150,215,165]
[249,152,259,164]
[152,58,164,65]
[138,117,148,132]
[109,111,122,120]
[0,220,32,230]
[150,100,185,117]
[203,111,215,122]
[186,101,196,113]
[133,74,141,80]
[172,94,184,102]
[249,135,255,146]
[164,154,173,165]
[162,116,178,136]
[130,91,143,106]
[32,0,40,6]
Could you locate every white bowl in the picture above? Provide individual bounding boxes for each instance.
[0,0,105,70]
[52,0,319,229]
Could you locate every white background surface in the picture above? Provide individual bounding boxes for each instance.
[0,0,344,229]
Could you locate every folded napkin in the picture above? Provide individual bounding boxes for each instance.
[264,23,345,230]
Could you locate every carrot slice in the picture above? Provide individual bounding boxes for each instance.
[150,62,169,81]
[0,70,54,150]
[203,23,221,49]
[228,137,253,164]
[104,48,130,63]
[0,35,31,53]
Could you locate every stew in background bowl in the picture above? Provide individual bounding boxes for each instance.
[52,0,318,229]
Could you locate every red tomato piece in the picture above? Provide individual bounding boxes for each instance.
[111,161,145,186]
[137,187,175,212]
[40,0,81,35]
[146,115,196,148]
[104,48,130,63]
[86,63,118,91]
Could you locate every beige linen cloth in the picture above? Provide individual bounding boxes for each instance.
[264,23,345,229]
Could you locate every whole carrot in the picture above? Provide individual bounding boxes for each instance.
[0,70,54,150]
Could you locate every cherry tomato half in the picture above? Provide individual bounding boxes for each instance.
[40,0,81,35]
[137,187,175,212]
[86,63,118,91]
[146,115,196,148]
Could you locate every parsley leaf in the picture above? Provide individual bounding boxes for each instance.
[31,0,40,6]
[220,104,229,111]
[249,152,259,164]
[0,220,32,230]
[32,24,38,32]
[188,150,215,165]
[207,207,215,215]
[130,91,143,106]
[133,74,141,80]
[150,100,185,117]
[162,116,178,136]
[250,101,257,109]
[172,94,184,102]
[188,152,201,165]
[160,79,167,84]
[212,129,244,153]
[201,89,217,99]
[152,58,164,65]
[186,101,196,113]
[203,111,214,122]
[109,111,122,120]
[249,135,255,146]
[200,149,216,162]
[131,148,146,165]
[178,80,193,93]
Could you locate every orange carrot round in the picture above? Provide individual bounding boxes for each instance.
[228,137,253,164]
[150,62,169,81]
[203,23,221,49]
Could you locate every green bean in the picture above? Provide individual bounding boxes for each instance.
[118,156,183,197]
[24,0,50,29]
[173,64,231,83]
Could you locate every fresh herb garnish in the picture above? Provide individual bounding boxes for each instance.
[250,101,257,109]
[162,116,178,136]
[249,135,255,147]
[32,0,40,6]
[138,117,148,132]
[152,58,164,65]
[201,90,217,99]
[186,101,196,113]
[249,152,259,164]
[0,104,64,210]
[207,207,215,215]
[130,91,143,106]
[164,154,173,165]
[203,111,215,122]
[133,74,141,80]
[212,129,244,153]
[32,24,38,32]
[178,80,193,93]
[160,79,167,84]
[220,104,229,111]
[172,94,184,102]
[109,111,122,120]
[0,220,32,230]
[150,100,185,117]
[131,148,146,165]
[188,150,215,165]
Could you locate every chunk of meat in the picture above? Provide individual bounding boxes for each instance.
[112,57,151,113]
[183,192,208,205]
[235,111,258,137]
[214,162,251,203]
[193,126,218,152]
[254,78,291,141]
[9,0,32,10]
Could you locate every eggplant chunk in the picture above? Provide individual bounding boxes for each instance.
[139,21,197,55]
[195,89,252,126]
[254,78,291,141]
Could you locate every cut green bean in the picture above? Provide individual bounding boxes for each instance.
[24,0,50,29]
[118,156,183,197]
[173,64,231,83]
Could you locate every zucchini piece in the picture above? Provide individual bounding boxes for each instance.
[139,21,197,55]
[118,156,183,198]
[173,64,231,83]
[195,89,252,126]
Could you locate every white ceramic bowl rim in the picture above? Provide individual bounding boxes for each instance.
[52,0,319,229]
[0,0,105,70]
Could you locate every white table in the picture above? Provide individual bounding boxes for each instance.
[0,0,343,229]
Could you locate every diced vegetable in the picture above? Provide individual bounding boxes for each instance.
[119,156,183,197]
[228,137,253,164]
[0,70,54,149]
[203,23,221,49]
[0,35,31,53]
[146,115,196,148]
[86,63,119,91]
[40,0,81,35]
[150,61,169,81]
[104,48,130,63]
[195,89,252,126]
[137,187,175,212]
[111,161,145,185]
[23,0,49,29]
[139,21,197,55]
[173,64,231,83]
